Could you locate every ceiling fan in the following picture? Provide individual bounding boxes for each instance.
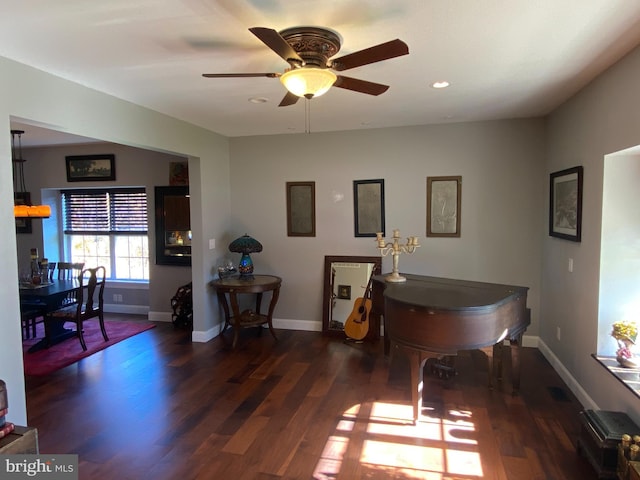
[202,26,409,107]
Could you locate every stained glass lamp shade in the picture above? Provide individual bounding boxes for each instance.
[228,234,263,276]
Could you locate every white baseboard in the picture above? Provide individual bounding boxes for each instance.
[272,318,321,332]
[538,338,598,410]
[104,304,149,315]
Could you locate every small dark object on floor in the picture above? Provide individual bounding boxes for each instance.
[548,385,571,402]
[171,282,193,330]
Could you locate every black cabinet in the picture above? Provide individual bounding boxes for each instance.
[155,186,191,266]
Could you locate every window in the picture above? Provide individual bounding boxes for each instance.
[62,188,149,281]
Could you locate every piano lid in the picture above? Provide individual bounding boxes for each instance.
[380,274,528,311]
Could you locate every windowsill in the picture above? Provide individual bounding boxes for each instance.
[105,280,149,289]
[592,354,640,398]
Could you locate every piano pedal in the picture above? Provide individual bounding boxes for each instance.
[426,357,457,379]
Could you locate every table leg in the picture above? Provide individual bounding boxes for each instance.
[216,291,231,332]
[228,292,242,349]
[265,286,280,341]
[27,317,76,353]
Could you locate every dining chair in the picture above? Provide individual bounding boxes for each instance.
[47,266,108,351]
[56,262,84,307]
[57,262,84,280]
[36,261,57,282]
[20,306,44,339]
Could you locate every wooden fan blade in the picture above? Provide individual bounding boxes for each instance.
[334,76,389,96]
[249,27,304,65]
[278,91,300,107]
[202,73,279,78]
[331,39,409,71]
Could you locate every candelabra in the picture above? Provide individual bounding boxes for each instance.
[376,229,420,283]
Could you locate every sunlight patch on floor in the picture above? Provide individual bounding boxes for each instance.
[313,401,484,479]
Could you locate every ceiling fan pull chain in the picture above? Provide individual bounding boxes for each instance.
[305,98,311,134]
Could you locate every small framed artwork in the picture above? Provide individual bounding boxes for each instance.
[337,285,351,300]
[14,192,32,234]
[354,179,385,237]
[286,181,316,237]
[169,162,189,186]
[427,176,462,237]
[549,166,583,242]
[66,154,115,182]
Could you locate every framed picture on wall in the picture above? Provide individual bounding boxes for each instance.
[427,176,461,237]
[549,166,583,242]
[286,181,316,237]
[66,154,115,182]
[353,179,385,237]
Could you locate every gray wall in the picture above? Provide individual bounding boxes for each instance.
[229,121,545,337]
[543,45,640,418]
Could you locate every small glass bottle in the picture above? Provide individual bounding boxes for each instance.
[29,248,41,284]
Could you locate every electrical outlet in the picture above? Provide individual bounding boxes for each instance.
[557,326,561,341]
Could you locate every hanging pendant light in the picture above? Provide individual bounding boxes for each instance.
[11,129,51,219]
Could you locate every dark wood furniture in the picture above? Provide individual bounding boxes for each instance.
[48,266,108,351]
[576,409,640,480]
[20,279,81,352]
[155,186,191,266]
[372,273,530,423]
[56,262,84,280]
[210,274,282,349]
[0,426,39,454]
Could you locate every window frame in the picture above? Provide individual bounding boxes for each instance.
[61,188,149,282]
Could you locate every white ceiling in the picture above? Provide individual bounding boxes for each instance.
[4,0,640,146]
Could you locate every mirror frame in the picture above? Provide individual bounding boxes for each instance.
[322,255,382,337]
[155,185,191,266]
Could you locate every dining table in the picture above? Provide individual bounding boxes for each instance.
[19,279,80,353]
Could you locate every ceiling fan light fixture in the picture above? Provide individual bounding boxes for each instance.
[280,68,337,99]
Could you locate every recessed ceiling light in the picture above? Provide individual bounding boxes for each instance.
[431,81,450,89]
[248,97,268,104]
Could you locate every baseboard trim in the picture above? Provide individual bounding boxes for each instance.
[538,338,598,410]
[273,318,321,332]
[104,304,149,315]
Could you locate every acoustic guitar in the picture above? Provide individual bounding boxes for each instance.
[343,271,374,341]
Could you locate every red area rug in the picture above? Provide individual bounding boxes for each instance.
[22,320,156,376]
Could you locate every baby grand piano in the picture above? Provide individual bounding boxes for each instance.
[371,274,530,423]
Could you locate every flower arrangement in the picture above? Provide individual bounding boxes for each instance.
[612,320,639,368]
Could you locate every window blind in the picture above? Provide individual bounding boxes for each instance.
[62,188,148,234]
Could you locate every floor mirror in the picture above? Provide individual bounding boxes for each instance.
[322,255,382,338]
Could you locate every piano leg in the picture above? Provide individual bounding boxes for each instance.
[401,345,434,424]
[509,333,524,394]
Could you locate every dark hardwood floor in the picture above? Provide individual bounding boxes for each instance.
[24,315,598,479]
